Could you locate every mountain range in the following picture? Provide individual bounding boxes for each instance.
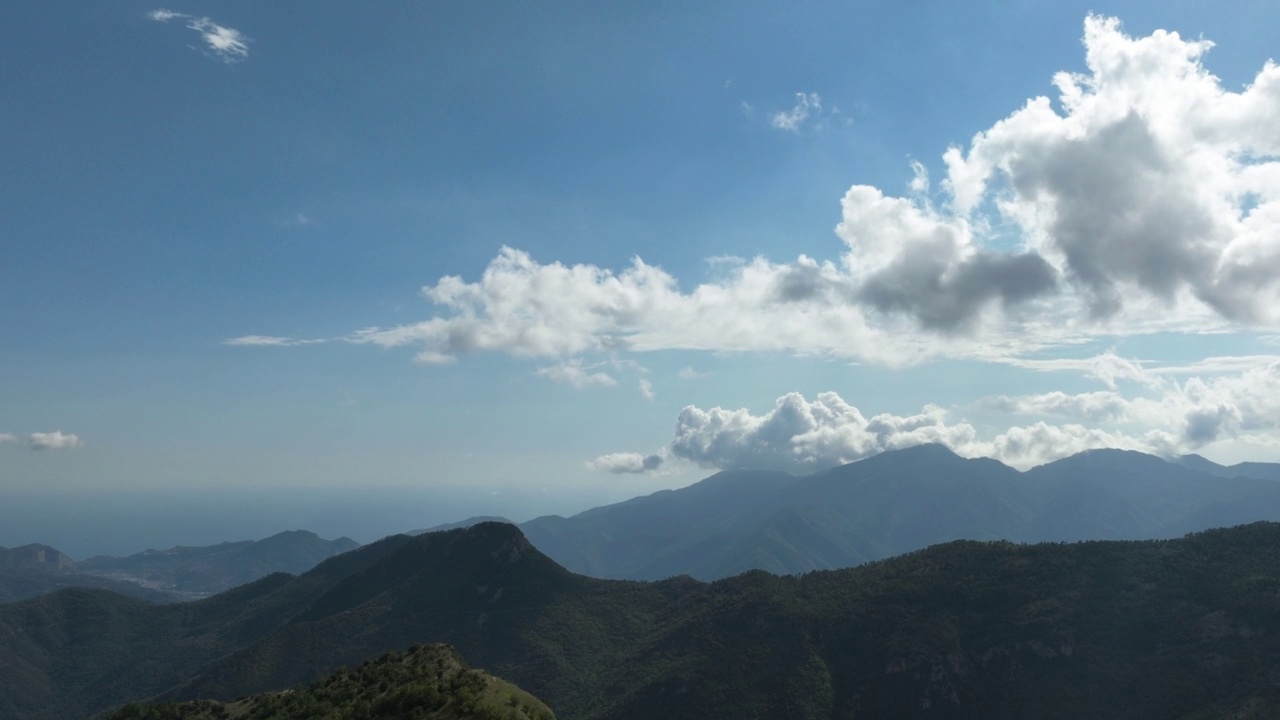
[0,543,182,605]
[519,445,1280,580]
[78,529,360,597]
[3,520,1279,718]
[0,530,358,605]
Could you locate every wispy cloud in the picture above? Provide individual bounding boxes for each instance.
[148,9,249,63]
[678,367,712,381]
[536,360,617,389]
[770,92,823,132]
[223,335,324,347]
[27,432,83,450]
[588,451,665,474]
[998,352,1280,385]
[281,213,316,228]
[0,433,17,445]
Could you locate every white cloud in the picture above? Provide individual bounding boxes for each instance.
[639,378,655,400]
[646,390,1171,472]
[588,451,665,474]
[149,9,249,63]
[987,423,1161,469]
[668,392,981,473]
[1149,354,1280,375]
[223,335,317,347]
[28,432,83,450]
[0,433,17,444]
[339,246,1059,368]
[979,390,1133,422]
[996,351,1160,389]
[771,92,823,132]
[236,17,1280,371]
[600,357,1280,473]
[942,15,1280,324]
[908,160,930,194]
[535,360,617,389]
[986,355,1280,447]
[678,367,712,381]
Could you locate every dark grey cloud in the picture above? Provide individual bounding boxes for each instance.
[590,452,665,474]
[859,251,1057,331]
[1008,113,1220,318]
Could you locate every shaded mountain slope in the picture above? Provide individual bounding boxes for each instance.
[108,643,554,720]
[1176,453,1280,481]
[8,522,1280,719]
[522,445,1280,580]
[162,524,671,718]
[520,468,797,579]
[0,534,414,720]
[7,521,1280,718]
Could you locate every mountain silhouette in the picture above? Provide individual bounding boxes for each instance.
[521,445,1280,579]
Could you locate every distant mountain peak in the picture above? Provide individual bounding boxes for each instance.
[411,515,516,535]
[885,442,962,459]
[1054,447,1178,469]
[0,543,76,571]
[463,521,534,564]
[845,442,969,470]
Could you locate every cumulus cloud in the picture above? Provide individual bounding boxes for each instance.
[668,392,982,473]
[837,185,1058,332]
[148,9,249,63]
[338,246,1050,368]
[985,356,1280,448]
[943,15,1280,323]
[535,360,617,389]
[235,17,1280,370]
[771,92,823,132]
[589,451,665,474]
[28,432,83,450]
[604,389,1171,473]
[0,433,17,444]
[595,356,1280,473]
[639,378,655,400]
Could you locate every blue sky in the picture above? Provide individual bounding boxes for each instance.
[4,2,1280,552]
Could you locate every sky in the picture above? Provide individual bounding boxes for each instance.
[4,1,1280,554]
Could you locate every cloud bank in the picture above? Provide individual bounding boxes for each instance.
[596,356,1280,473]
[233,16,1280,368]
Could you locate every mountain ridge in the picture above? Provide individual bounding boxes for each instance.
[520,445,1280,580]
[77,529,360,598]
[6,520,1280,718]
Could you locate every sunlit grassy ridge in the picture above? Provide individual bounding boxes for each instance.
[108,643,553,720]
